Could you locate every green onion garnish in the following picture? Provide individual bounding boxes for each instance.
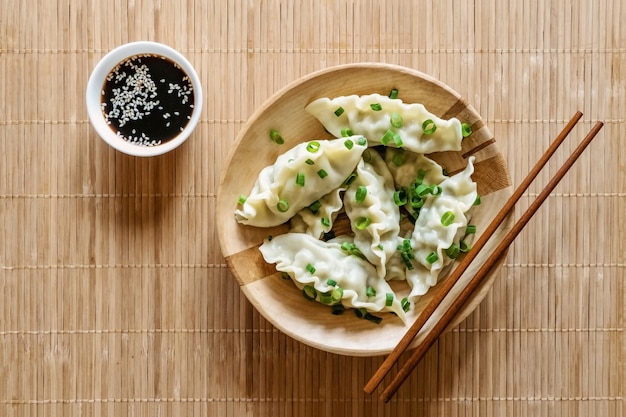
[426,252,439,264]
[474,194,482,205]
[356,136,367,146]
[237,194,247,205]
[385,293,394,307]
[366,286,376,297]
[355,308,368,319]
[393,133,403,147]
[277,199,289,213]
[334,107,344,117]
[319,292,332,304]
[401,297,411,312]
[269,129,285,144]
[389,88,399,99]
[460,240,471,253]
[446,243,460,259]
[466,224,476,235]
[365,313,383,324]
[321,217,330,227]
[370,103,382,111]
[331,287,343,303]
[431,185,442,195]
[341,128,353,137]
[393,189,407,206]
[344,172,357,186]
[296,172,305,187]
[327,279,337,287]
[344,139,354,150]
[331,304,345,315]
[401,251,414,270]
[302,285,317,301]
[441,211,455,226]
[380,129,394,145]
[402,239,412,252]
[390,112,403,128]
[281,272,291,280]
[355,216,371,230]
[305,158,315,165]
[415,183,431,197]
[416,169,426,185]
[306,141,321,153]
[308,200,321,213]
[422,119,437,135]
[355,186,368,203]
[391,149,405,166]
[461,122,472,138]
[317,169,328,179]
[306,263,316,274]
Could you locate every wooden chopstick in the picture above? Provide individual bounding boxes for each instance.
[377,119,604,402]
[363,111,584,396]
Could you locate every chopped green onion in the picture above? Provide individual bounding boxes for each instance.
[389,88,399,99]
[340,242,366,259]
[393,133,403,147]
[402,239,412,252]
[394,189,407,206]
[370,103,382,111]
[426,252,439,264]
[306,263,316,275]
[441,211,455,226]
[354,308,368,319]
[446,243,460,259]
[308,200,321,213]
[460,240,471,253]
[442,167,449,176]
[344,172,357,186]
[355,186,368,203]
[281,272,291,280]
[296,172,305,187]
[269,129,284,144]
[331,304,345,315]
[341,128,353,137]
[466,224,477,235]
[319,292,332,304]
[305,158,315,165]
[474,194,482,205]
[377,244,384,250]
[366,286,377,297]
[327,279,337,287]
[422,119,437,135]
[362,149,372,163]
[401,251,414,270]
[356,136,367,146]
[385,293,394,307]
[306,141,321,153]
[355,216,371,230]
[391,150,405,166]
[237,194,247,205]
[390,112,403,128]
[317,169,328,179]
[431,185,442,195]
[334,107,344,117]
[331,287,344,303]
[415,183,431,197]
[365,313,383,324]
[302,285,317,301]
[409,192,424,209]
[401,297,411,312]
[461,122,472,138]
[321,217,331,227]
[344,139,354,150]
[380,129,394,145]
[416,169,426,185]
[277,199,289,213]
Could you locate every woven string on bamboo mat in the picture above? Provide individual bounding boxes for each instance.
[0,0,623,416]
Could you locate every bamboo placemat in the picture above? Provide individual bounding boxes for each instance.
[0,1,623,416]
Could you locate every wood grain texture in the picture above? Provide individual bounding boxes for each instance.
[0,0,623,416]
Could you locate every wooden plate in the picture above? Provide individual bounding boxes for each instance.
[217,63,512,356]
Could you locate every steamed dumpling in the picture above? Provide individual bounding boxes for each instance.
[235,136,367,227]
[305,93,463,154]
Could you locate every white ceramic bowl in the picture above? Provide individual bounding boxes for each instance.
[86,41,202,157]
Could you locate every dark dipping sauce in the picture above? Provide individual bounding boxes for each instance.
[101,54,195,147]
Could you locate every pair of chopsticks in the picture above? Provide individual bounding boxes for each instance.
[364,111,604,402]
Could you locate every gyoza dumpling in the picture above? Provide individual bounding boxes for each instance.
[235,136,367,227]
[344,150,401,278]
[405,156,478,300]
[289,185,345,238]
[305,93,463,154]
[259,233,406,320]
[384,147,447,190]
